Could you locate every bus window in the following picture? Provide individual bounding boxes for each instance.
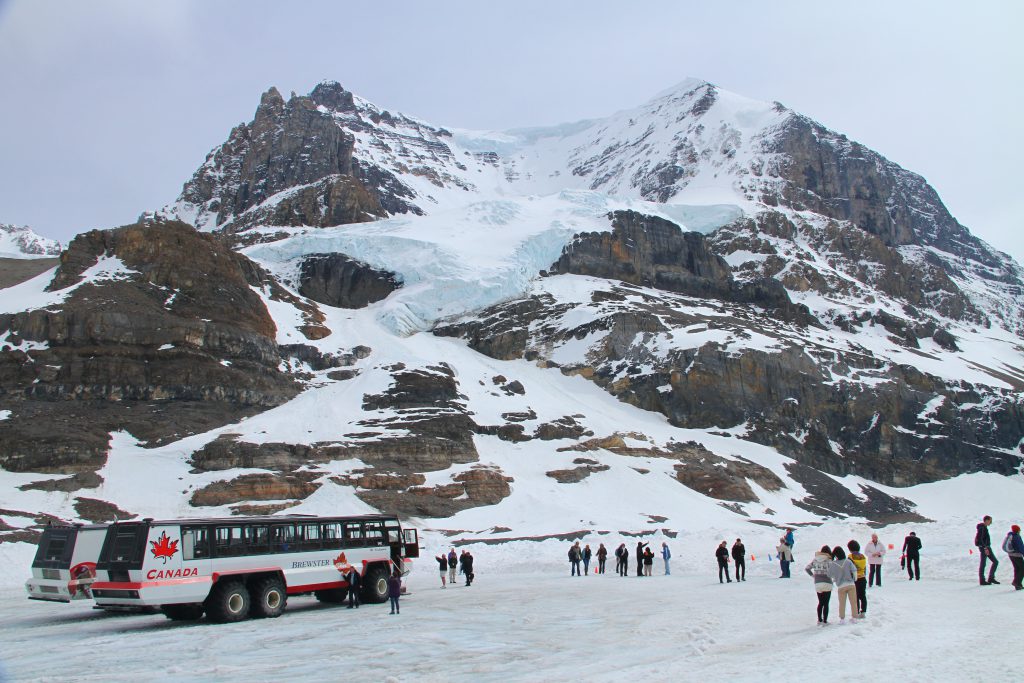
[249,526,270,555]
[271,525,295,552]
[364,521,384,546]
[343,522,363,547]
[300,523,322,551]
[182,527,211,560]
[322,523,342,549]
[214,526,247,557]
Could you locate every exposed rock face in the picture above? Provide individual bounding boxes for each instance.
[190,473,319,507]
[176,83,421,233]
[297,253,401,308]
[436,277,1024,486]
[550,211,812,323]
[357,466,513,517]
[0,219,302,474]
[0,223,62,257]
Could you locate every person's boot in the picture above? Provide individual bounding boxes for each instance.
[989,578,1000,584]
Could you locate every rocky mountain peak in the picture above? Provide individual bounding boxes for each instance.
[0,223,62,258]
[309,80,356,112]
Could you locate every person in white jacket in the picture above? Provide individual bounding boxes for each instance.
[805,546,835,624]
[865,533,886,587]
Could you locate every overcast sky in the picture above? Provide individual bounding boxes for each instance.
[1,0,1021,263]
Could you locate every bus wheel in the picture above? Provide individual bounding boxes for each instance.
[250,576,287,618]
[362,566,389,604]
[161,604,205,621]
[206,580,251,623]
[314,588,347,604]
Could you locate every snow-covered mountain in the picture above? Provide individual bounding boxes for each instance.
[1,80,1023,547]
[0,223,61,259]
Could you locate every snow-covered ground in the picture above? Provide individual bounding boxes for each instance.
[0,518,1019,683]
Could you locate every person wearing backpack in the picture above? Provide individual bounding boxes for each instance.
[976,515,1000,585]
[1003,525,1024,591]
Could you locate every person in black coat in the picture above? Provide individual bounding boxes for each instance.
[346,567,361,608]
[435,554,448,588]
[731,539,747,581]
[716,541,731,583]
[636,541,647,577]
[619,544,629,577]
[902,532,922,580]
[597,543,608,574]
[975,516,1000,585]
[462,551,475,586]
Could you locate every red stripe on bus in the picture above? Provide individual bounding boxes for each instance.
[92,576,211,590]
[286,580,346,595]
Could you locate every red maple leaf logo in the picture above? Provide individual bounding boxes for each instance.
[150,531,179,564]
[333,552,349,573]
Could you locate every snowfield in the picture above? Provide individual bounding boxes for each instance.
[1,517,1021,683]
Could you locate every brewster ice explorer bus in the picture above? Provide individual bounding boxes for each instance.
[90,514,419,622]
[25,523,108,603]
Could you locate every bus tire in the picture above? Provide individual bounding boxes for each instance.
[205,580,250,623]
[161,604,205,621]
[362,565,389,604]
[250,576,286,618]
[314,588,347,604]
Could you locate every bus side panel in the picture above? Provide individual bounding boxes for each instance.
[136,525,213,606]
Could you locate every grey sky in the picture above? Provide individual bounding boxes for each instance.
[1,0,1021,264]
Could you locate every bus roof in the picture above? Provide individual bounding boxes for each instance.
[107,514,401,527]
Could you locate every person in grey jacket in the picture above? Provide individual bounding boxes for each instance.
[831,546,860,622]
[805,545,834,624]
[777,537,793,578]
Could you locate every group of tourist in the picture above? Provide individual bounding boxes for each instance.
[434,548,476,588]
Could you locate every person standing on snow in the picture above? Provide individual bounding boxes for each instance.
[636,541,647,577]
[620,544,629,577]
[346,566,361,609]
[661,542,671,575]
[643,546,654,576]
[902,532,922,581]
[976,515,1000,585]
[785,528,795,550]
[435,554,448,588]
[831,546,860,623]
[777,537,793,578]
[568,542,582,577]
[447,548,458,585]
[731,539,746,582]
[865,533,886,587]
[614,543,624,575]
[582,544,593,575]
[805,545,834,625]
[716,541,732,584]
[847,540,868,616]
[597,543,608,574]
[387,569,403,615]
[463,550,475,586]
[1004,524,1024,591]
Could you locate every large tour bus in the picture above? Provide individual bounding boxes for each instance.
[25,523,108,603]
[89,514,419,622]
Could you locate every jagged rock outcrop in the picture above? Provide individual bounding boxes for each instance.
[175,83,422,233]
[0,219,302,473]
[297,253,401,308]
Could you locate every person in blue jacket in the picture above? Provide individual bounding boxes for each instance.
[661,542,672,575]
[1005,524,1024,591]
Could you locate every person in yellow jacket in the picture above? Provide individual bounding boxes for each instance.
[847,540,868,617]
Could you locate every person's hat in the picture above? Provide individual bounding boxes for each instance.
[1013,524,1021,533]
